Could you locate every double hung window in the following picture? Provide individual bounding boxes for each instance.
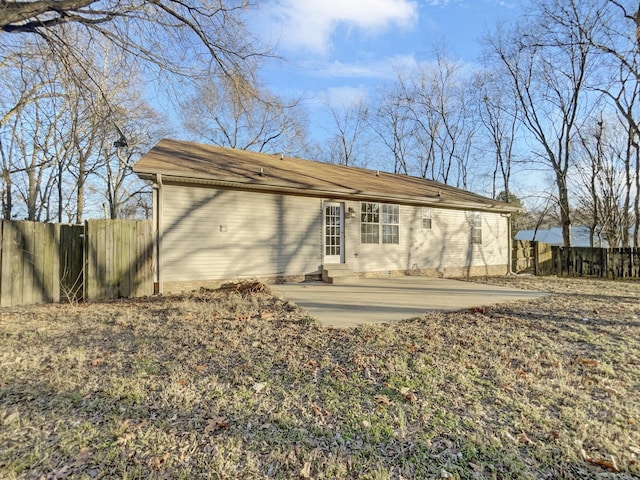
[360,202,399,244]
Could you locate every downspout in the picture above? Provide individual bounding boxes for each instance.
[503,213,515,275]
[154,173,163,294]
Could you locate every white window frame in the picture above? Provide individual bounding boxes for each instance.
[360,202,400,244]
[360,202,379,244]
[382,204,399,244]
[471,212,482,244]
[422,207,432,230]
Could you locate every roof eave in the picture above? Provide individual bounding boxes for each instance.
[135,168,520,214]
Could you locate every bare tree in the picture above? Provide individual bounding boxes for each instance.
[545,0,639,245]
[486,0,596,247]
[97,101,169,219]
[408,49,477,188]
[0,1,267,89]
[369,79,417,175]
[324,99,369,167]
[181,76,308,155]
[0,44,67,221]
[574,114,635,247]
[0,34,166,221]
[474,70,520,201]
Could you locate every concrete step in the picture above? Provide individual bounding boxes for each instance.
[325,269,355,277]
[326,274,360,285]
[322,263,359,284]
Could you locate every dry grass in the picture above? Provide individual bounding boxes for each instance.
[0,277,639,479]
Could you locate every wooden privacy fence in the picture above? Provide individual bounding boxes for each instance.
[0,219,154,307]
[513,240,640,279]
[553,247,640,279]
[513,240,554,275]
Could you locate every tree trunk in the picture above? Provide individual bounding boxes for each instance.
[634,141,640,247]
[557,173,572,247]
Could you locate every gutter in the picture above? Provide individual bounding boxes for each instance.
[503,212,517,276]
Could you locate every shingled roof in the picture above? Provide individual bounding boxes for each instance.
[134,139,518,213]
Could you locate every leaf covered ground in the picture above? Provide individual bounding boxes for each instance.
[0,276,639,479]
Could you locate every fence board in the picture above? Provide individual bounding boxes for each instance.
[84,219,154,301]
[21,222,35,305]
[0,221,63,306]
[1,220,16,306]
[0,219,153,306]
[513,240,535,273]
[134,221,154,297]
[552,246,640,279]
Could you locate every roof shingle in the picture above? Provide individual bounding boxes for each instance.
[134,139,518,212]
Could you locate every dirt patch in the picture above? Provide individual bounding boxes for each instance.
[1,277,639,479]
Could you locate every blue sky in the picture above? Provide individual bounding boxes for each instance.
[253,0,523,135]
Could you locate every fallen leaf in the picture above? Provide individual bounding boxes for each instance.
[374,394,391,406]
[260,311,274,320]
[195,364,207,372]
[3,410,19,426]
[252,382,267,393]
[148,453,169,470]
[517,432,534,444]
[205,417,230,434]
[73,447,90,468]
[399,386,417,403]
[578,356,599,367]
[115,432,135,446]
[440,468,453,478]
[517,369,528,378]
[311,404,323,417]
[584,454,619,472]
[300,461,312,478]
[628,418,636,426]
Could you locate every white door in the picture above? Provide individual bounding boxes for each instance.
[324,202,344,264]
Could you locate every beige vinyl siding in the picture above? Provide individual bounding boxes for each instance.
[160,184,322,282]
[344,202,509,274]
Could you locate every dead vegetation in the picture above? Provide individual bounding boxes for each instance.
[0,277,639,479]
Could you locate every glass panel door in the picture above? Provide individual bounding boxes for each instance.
[324,202,343,263]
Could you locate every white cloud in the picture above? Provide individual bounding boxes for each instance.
[315,54,419,79]
[261,0,418,54]
[323,85,369,107]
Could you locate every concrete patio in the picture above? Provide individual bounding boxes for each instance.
[271,276,548,328]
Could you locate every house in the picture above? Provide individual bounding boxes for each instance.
[515,226,609,247]
[133,139,520,292]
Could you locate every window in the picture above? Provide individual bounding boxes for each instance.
[471,213,482,244]
[360,202,379,244]
[382,204,399,244]
[360,202,399,244]
[422,207,432,229]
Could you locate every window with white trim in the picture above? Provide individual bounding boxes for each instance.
[360,202,400,244]
[382,204,399,244]
[422,207,432,229]
[360,202,379,244]
[471,212,482,244]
